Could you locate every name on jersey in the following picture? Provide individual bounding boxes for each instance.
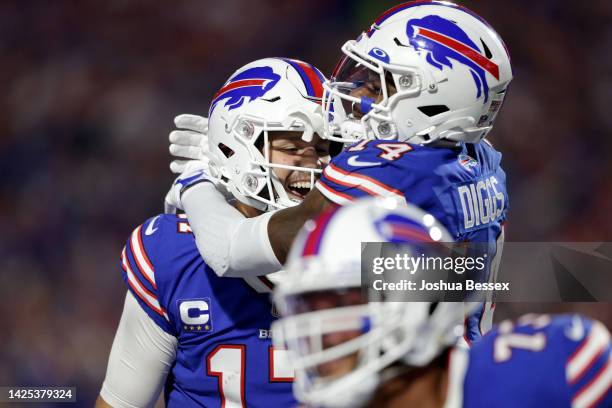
[457,175,505,230]
[178,298,213,332]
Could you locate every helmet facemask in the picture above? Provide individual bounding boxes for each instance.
[209,108,328,211]
[273,283,424,408]
[273,278,467,408]
[323,40,426,144]
[272,255,467,408]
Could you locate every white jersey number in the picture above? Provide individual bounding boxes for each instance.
[207,345,293,407]
[346,140,413,161]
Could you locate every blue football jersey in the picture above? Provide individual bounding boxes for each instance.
[446,314,612,408]
[120,214,295,407]
[316,139,508,341]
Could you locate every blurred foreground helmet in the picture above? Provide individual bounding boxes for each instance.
[272,197,466,408]
[208,58,327,210]
[322,1,513,144]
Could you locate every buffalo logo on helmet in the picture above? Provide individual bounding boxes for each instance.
[406,15,500,102]
[209,66,281,115]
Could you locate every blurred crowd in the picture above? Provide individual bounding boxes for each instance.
[0,0,610,405]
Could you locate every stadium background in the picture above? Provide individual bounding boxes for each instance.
[1,0,610,405]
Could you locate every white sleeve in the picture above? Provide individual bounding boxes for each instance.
[181,182,282,277]
[99,292,177,408]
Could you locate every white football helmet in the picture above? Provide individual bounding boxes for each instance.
[322,1,513,144]
[207,58,328,210]
[272,197,466,408]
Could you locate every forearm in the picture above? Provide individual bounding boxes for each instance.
[181,183,332,276]
[268,188,332,263]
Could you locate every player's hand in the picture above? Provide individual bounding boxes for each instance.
[164,160,212,214]
[169,114,209,174]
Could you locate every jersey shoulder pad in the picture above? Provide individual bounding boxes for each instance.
[119,214,199,334]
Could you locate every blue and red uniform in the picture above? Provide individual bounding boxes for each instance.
[120,214,294,407]
[446,314,612,407]
[316,139,508,342]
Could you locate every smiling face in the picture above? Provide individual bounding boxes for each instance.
[268,131,330,201]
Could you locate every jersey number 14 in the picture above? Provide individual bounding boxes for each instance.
[348,140,413,161]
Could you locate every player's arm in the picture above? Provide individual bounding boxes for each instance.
[97,292,177,408]
[177,141,407,276]
[267,186,331,261]
[181,181,332,277]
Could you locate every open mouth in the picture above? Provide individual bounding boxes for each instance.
[287,180,314,200]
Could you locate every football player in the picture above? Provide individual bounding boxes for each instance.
[166,1,512,342]
[96,58,330,408]
[272,197,612,408]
